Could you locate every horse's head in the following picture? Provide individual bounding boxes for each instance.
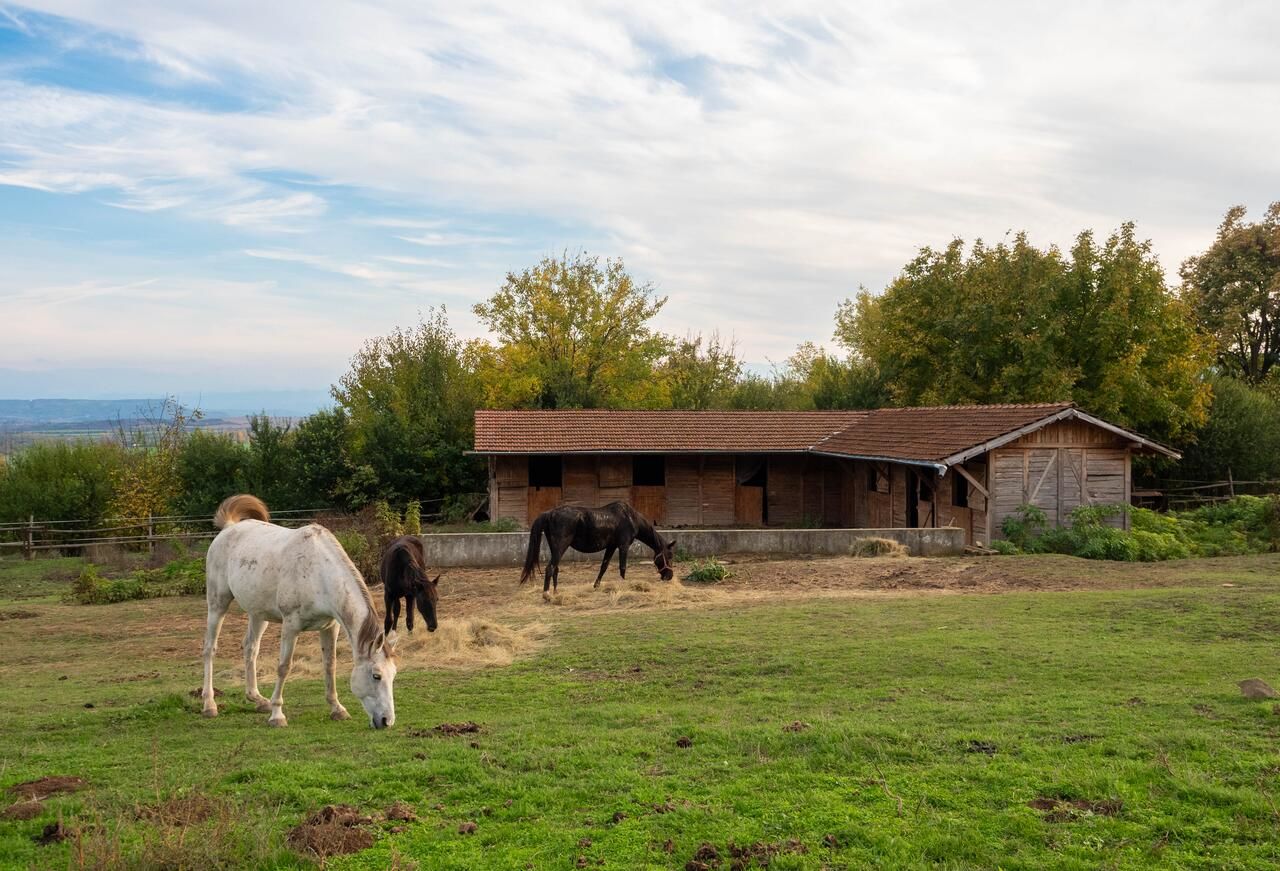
[653,537,677,581]
[351,630,398,729]
[411,573,441,632]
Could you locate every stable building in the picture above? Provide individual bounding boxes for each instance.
[472,403,1178,545]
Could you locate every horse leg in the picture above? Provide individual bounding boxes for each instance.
[594,546,616,589]
[618,540,629,580]
[266,619,300,727]
[548,539,571,596]
[201,593,231,718]
[243,614,271,712]
[405,592,415,633]
[384,587,396,634]
[320,621,350,721]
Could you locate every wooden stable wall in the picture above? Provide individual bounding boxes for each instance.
[989,420,1131,541]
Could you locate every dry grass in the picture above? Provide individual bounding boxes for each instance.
[850,537,909,558]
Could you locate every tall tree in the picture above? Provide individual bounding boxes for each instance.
[1180,202,1280,385]
[657,332,742,409]
[471,252,668,408]
[332,309,483,506]
[837,224,1211,440]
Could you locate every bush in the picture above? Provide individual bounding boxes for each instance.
[66,557,206,604]
[989,540,1021,555]
[404,501,422,536]
[334,530,371,571]
[1001,504,1047,551]
[683,557,730,583]
[0,441,124,525]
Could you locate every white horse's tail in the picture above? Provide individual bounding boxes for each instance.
[213,494,271,529]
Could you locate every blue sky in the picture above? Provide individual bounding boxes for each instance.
[2,1,1278,402]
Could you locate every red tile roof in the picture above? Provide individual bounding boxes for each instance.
[474,409,862,454]
[473,402,1177,465]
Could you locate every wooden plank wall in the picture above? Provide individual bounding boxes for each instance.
[491,456,529,525]
[989,421,1132,538]
[702,457,736,526]
[666,455,702,526]
[562,456,599,505]
[598,456,632,504]
[934,461,989,545]
[767,457,804,525]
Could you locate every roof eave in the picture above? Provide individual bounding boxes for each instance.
[938,408,1180,466]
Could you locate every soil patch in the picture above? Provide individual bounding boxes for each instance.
[408,721,482,738]
[286,805,375,858]
[1028,796,1123,822]
[35,822,69,845]
[782,721,810,732]
[385,800,417,822]
[0,610,39,621]
[8,776,86,800]
[2,800,43,820]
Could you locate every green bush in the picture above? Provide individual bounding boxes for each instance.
[989,540,1021,555]
[0,441,124,525]
[334,530,370,567]
[404,500,422,536]
[66,557,206,605]
[1000,504,1047,551]
[683,557,730,583]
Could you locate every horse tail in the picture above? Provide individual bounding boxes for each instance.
[213,494,270,529]
[519,514,546,584]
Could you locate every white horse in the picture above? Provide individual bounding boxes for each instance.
[200,494,398,729]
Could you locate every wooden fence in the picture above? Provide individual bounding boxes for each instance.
[0,494,487,558]
[1137,478,1280,512]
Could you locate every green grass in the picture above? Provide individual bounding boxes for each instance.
[3,558,1280,868]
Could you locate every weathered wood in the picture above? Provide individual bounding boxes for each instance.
[631,485,666,524]
[665,456,702,525]
[701,456,735,526]
[953,464,988,498]
[767,457,804,525]
[562,456,599,505]
[528,486,561,520]
[734,486,764,526]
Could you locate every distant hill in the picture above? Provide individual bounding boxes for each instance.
[0,391,331,425]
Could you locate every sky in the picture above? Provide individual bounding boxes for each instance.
[1,1,1278,403]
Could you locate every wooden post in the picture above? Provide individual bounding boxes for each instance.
[24,514,34,560]
[1227,468,1235,498]
[147,513,155,556]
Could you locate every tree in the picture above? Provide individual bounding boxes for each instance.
[0,441,123,524]
[657,332,742,409]
[176,431,247,516]
[1180,202,1280,385]
[1178,375,1280,483]
[292,408,357,508]
[838,224,1211,440]
[472,252,668,408]
[332,309,484,507]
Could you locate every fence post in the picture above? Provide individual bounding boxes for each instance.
[147,513,155,556]
[24,514,34,560]
[1227,468,1235,498]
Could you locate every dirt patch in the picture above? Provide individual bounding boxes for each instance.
[2,800,43,820]
[1028,796,1123,822]
[189,687,222,698]
[35,821,70,845]
[137,793,225,826]
[965,740,998,755]
[675,736,693,748]
[8,776,86,800]
[458,820,478,834]
[0,609,39,621]
[286,805,376,858]
[1061,734,1100,744]
[408,721,482,738]
[782,721,810,732]
[385,800,417,822]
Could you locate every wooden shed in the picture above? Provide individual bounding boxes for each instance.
[472,404,1178,546]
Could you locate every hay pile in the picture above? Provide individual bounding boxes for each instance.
[849,537,909,558]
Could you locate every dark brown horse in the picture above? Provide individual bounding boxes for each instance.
[379,535,440,634]
[519,501,675,595]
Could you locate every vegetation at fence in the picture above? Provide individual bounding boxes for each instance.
[65,556,205,605]
[4,555,1280,868]
[997,496,1280,561]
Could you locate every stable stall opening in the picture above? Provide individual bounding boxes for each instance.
[632,455,666,486]
[527,454,563,519]
[735,455,767,525]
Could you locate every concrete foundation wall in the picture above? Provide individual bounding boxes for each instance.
[419,526,965,568]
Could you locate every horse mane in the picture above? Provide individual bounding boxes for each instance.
[313,525,394,661]
[213,494,270,529]
[623,502,664,551]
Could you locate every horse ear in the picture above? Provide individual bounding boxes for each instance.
[667,537,677,550]
[385,630,398,650]
[431,574,441,586]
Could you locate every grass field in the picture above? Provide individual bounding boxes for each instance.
[2,552,1280,869]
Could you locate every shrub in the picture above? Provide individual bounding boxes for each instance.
[683,557,730,583]
[850,537,908,557]
[989,539,1021,555]
[1001,504,1047,551]
[66,557,206,604]
[0,441,124,525]
[404,501,422,536]
[334,530,371,571]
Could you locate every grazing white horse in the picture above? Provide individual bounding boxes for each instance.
[201,494,398,729]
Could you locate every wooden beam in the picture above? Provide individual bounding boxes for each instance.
[952,464,988,499]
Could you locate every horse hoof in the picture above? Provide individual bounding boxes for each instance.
[330,709,351,721]
[202,708,218,718]
[255,700,272,713]
[267,716,287,728]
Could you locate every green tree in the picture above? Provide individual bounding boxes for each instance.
[292,408,356,508]
[176,431,247,515]
[333,309,484,506]
[1180,202,1280,385]
[838,224,1211,440]
[657,332,742,409]
[0,441,123,523]
[1178,375,1280,483]
[472,252,668,408]
[243,415,302,509]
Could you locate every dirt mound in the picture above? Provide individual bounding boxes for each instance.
[1028,796,1123,822]
[137,794,225,826]
[434,721,481,736]
[8,776,86,800]
[286,805,375,858]
[2,800,43,820]
[385,800,417,821]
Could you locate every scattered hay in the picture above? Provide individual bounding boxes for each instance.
[850,537,909,558]
[287,805,376,859]
[2,800,43,820]
[0,609,39,621]
[8,776,86,800]
[543,578,719,613]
